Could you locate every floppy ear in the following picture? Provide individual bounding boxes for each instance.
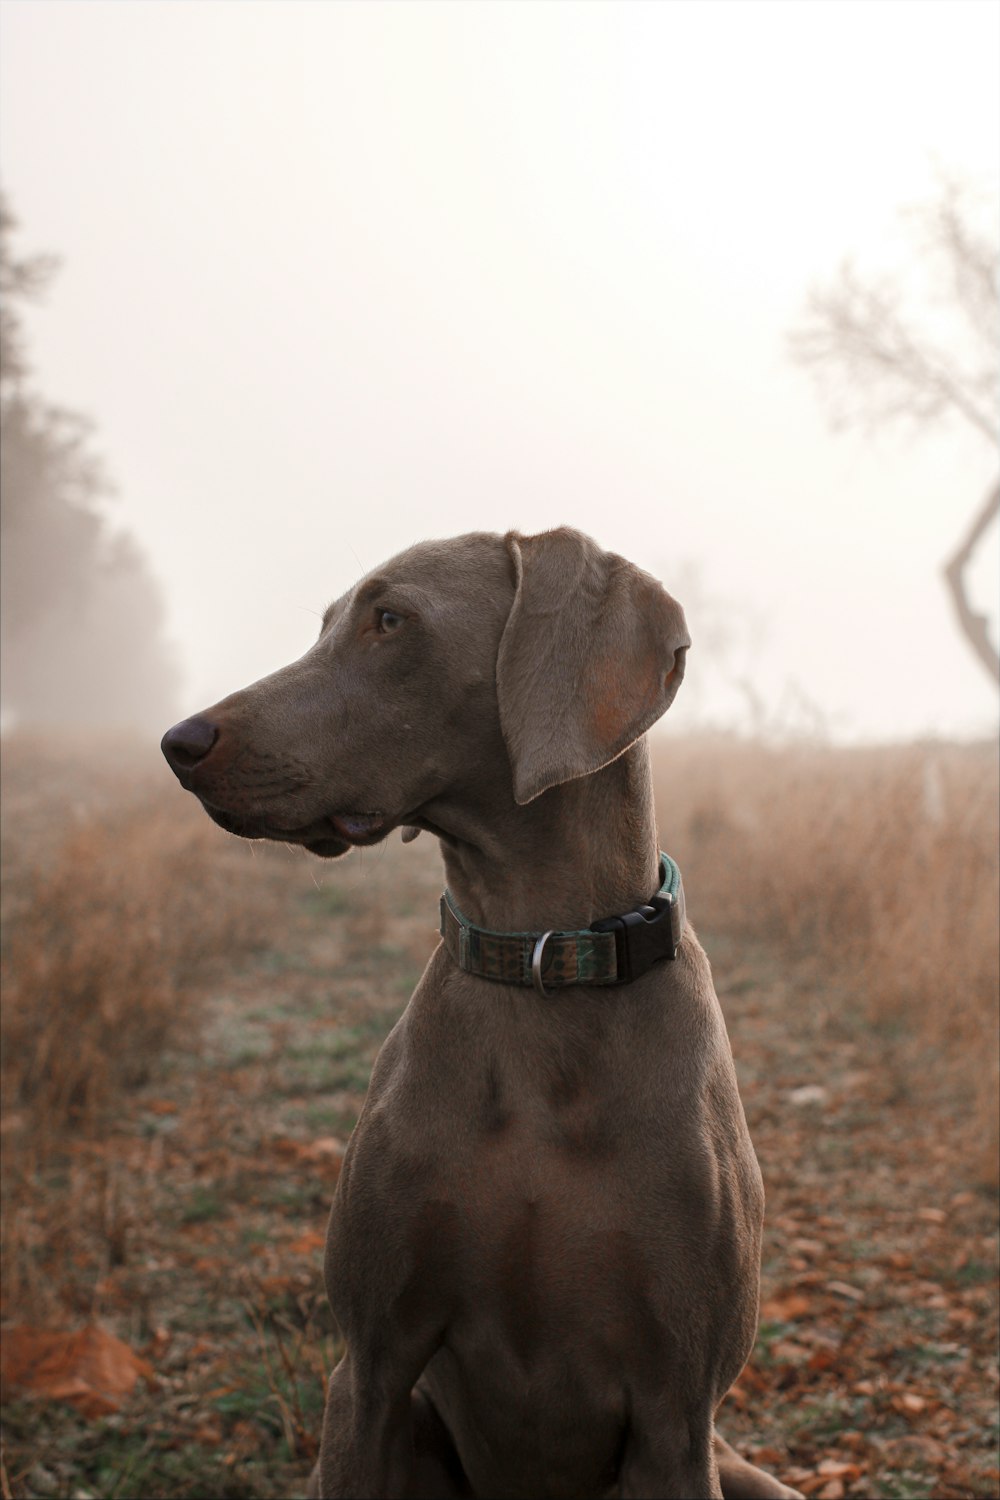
[497,528,691,805]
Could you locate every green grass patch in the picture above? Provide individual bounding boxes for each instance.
[180,1184,228,1224]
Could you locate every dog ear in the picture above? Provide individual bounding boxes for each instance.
[497,528,690,806]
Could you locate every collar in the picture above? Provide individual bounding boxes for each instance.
[439,852,685,998]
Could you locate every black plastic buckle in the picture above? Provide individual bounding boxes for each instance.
[591,892,681,984]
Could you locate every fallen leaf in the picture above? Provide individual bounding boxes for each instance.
[288,1229,326,1256]
[761,1291,812,1320]
[807,1348,839,1372]
[273,1136,346,1167]
[880,1434,947,1465]
[257,1275,296,1296]
[917,1206,947,1224]
[790,1238,826,1257]
[145,1327,171,1357]
[0,1325,156,1418]
[770,1339,811,1366]
[299,1137,345,1166]
[825,1279,864,1301]
[797,1476,836,1498]
[789,1085,828,1106]
[193,1420,224,1446]
[749,1446,786,1467]
[231,1419,263,1456]
[891,1392,927,1414]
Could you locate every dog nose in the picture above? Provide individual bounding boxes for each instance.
[161,716,219,772]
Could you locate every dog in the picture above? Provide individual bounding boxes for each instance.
[162,527,802,1499]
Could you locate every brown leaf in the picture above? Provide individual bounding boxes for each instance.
[304,1139,345,1171]
[733,1364,768,1394]
[0,1324,156,1418]
[790,1238,826,1257]
[761,1291,812,1320]
[825,1279,864,1301]
[257,1275,296,1297]
[288,1229,326,1256]
[794,1477,824,1497]
[891,1392,927,1414]
[279,1136,346,1169]
[749,1446,786,1467]
[880,1435,948,1465]
[771,1339,811,1366]
[231,1419,263,1456]
[807,1348,839,1372]
[193,1420,224,1446]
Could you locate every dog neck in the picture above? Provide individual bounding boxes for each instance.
[428,741,661,932]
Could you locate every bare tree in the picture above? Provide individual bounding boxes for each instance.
[790,178,999,689]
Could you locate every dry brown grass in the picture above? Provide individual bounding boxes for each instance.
[3,802,277,1132]
[0,737,293,1328]
[2,731,996,1161]
[653,734,1000,1183]
[1,734,288,1142]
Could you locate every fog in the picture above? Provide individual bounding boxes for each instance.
[1,0,997,740]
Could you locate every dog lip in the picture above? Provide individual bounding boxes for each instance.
[325,812,392,844]
[198,803,342,847]
[194,799,398,854]
[302,835,352,859]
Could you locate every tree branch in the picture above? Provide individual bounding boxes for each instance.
[943,479,1000,689]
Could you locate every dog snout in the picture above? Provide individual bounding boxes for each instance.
[161,716,220,775]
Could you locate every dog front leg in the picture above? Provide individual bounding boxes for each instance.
[715,1435,805,1500]
[315,1351,420,1500]
[619,1412,722,1500]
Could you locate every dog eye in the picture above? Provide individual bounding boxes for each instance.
[376,609,404,634]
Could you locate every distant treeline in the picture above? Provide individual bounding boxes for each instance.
[0,195,179,733]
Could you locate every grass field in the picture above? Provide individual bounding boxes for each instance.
[1,731,997,1500]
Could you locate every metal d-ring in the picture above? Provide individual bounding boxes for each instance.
[531,931,555,999]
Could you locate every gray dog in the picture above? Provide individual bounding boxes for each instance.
[162,528,802,1500]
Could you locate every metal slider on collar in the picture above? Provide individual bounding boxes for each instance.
[531,930,556,999]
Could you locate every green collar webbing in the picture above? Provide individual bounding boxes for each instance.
[439,852,685,998]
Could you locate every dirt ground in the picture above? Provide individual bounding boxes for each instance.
[1,741,997,1500]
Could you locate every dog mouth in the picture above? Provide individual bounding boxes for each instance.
[201,805,394,858]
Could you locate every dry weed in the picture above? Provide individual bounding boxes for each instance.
[654,735,1000,1183]
[1,790,281,1136]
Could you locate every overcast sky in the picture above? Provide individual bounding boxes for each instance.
[2,0,998,741]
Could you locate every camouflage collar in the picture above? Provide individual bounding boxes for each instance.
[439,853,685,998]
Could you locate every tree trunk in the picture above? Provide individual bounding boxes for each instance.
[943,479,1000,690]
